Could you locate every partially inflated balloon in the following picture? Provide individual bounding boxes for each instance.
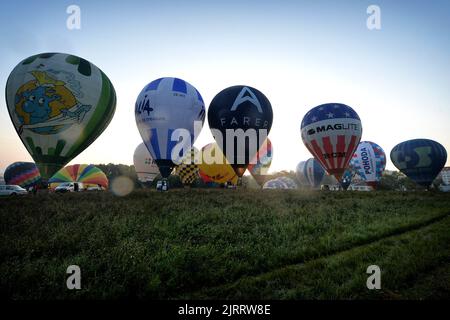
[198,170,215,185]
[340,169,353,190]
[390,139,447,187]
[175,148,200,185]
[277,176,298,189]
[198,143,238,185]
[295,161,307,185]
[350,141,386,188]
[6,53,116,180]
[48,164,108,189]
[133,142,160,185]
[135,77,205,178]
[208,86,273,177]
[263,179,287,189]
[263,177,296,189]
[247,138,273,186]
[4,162,41,189]
[296,158,325,188]
[301,103,362,181]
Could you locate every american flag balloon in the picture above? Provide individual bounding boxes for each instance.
[301,103,362,181]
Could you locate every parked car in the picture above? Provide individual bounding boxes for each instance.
[0,185,28,196]
[348,185,373,191]
[86,185,104,191]
[54,182,85,193]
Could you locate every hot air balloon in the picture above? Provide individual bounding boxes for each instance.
[48,164,108,190]
[198,170,219,187]
[263,179,287,189]
[198,143,239,185]
[340,169,354,190]
[390,139,447,187]
[133,142,160,186]
[208,85,273,177]
[5,53,116,181]
[263,177,297,189]
[135,77,205,184]
[277,176,298,189]
[350,141,386,189]
[296,158,325,188]
[295,161,307,185]
[4,162,41,189]
[300,103,362,181]
[175,148,200,186]
[247,138,273,186]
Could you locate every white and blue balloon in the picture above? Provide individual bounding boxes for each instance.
[135,77,205,178]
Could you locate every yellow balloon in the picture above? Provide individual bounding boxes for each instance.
[198,143,238,185]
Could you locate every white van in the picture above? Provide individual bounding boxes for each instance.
[0,185,28,196]
[54,182,85,193]
[348,185,373,191]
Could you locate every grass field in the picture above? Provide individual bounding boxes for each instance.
[1,189,450,300]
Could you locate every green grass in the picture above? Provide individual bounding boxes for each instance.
[0,189,449,299]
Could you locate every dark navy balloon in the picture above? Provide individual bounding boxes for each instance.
[208,86,273,177]
[390,139,447,187]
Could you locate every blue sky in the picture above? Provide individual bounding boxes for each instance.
[1,0,449,174]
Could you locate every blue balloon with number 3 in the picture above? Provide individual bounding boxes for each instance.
[390,139,447,187]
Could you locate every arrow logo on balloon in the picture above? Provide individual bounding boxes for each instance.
[230,87,262,113]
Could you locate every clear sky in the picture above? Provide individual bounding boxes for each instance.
[1,0,449,174]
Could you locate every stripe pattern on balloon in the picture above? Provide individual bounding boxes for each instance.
[4,162,41,189]
[301,103,362,180]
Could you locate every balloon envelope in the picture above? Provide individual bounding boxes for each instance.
[247,138,273,186]
[4,162,41,189]
[350,141,386,188]
[133,142,160,184]
[49,164,108,189]
[300,103,362,181]
[296,158,325,188]
[277,176,298,189]
[295,161,307,185]
[6,53,116,180]
[340,169,353,190]
[198,143,238,185]
[390,139,447,187]
[263,177,297,189]
[208,85,273,177]
[175,148,200,185]
[135,77,205,178]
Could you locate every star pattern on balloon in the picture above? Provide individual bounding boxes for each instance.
[301,103,360,127]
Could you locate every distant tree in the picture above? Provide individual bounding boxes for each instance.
[95,163,140,188]
[378,172,401,190]
[378,171,429,191]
